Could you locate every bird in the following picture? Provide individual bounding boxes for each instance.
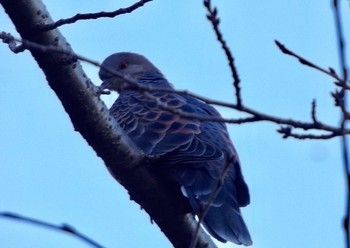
[99,52,252,246]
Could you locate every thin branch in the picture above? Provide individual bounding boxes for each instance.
[331,90,350,122]
[341,135,350,248]
[203,0,242,107]
[0,32,25,53]
[189,155,232,248]
[333,0,348,83]
[311,99,318,124]
[0,211,104,248]
[333,1,350,247]
[275,40,343,82]
[143,92,259,124]
[1,32,348,139]
[105,82,348,136]
[37,0,153,31]
[144,90,348,137]
[335,81,350,90]
[277,126,339,140]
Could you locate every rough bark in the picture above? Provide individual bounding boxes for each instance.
[0,0,217,247]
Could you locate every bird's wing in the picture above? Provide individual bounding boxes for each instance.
[111,90,252,244]
[111,91,220,157]
[111,91,249,206]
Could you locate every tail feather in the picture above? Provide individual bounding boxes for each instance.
[203,203,252,246]
[185,188,252,246]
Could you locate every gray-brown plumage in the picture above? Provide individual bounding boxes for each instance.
[99,52,252,245]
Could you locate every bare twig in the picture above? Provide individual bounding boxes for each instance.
[335,81,350,90]
[143,91,258,124]
[143,90,347,136]
[275,40,350,90]
[333,0,350,247]
[203,0,242,107]
[277,126,339,140]
[0,211,104,248]
[1,32,348,140]
[0,32,25,53]
[275,40,343,83]
[311,99,318,124]
[331,91,350,123]
[333,0,348,83]
[189,155,232,248]
[37,0,153,31]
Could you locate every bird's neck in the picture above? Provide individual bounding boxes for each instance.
[138,71,174,89]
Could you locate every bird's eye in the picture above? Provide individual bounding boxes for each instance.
[118,62,127,70]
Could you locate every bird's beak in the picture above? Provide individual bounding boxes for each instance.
[100,79,112,91]
[99,79,113,95]
[99,77,129,94]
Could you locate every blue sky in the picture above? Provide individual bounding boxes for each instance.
[0,1,347,247]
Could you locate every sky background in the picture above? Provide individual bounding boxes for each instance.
[0,1,348,247]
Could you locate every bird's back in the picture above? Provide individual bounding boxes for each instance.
[110,88,252,245]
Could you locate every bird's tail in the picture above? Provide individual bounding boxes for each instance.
[186,189,252,246]
[201,202,252,246]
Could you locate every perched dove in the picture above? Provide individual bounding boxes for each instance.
[99,52,252,245]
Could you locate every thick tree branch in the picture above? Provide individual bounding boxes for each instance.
[0,1,216,247]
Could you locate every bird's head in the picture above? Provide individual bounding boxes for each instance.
[99,52,164,93]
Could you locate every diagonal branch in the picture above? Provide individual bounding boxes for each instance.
[2,31,348,140]
[203,0,242,107]
[0,1,216,247]
[275,40,343,82]
[143,90,348,136]
[37,0,153,31]
[189,155,232,248]
[333,1,350,247]
[0,212,104,248]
